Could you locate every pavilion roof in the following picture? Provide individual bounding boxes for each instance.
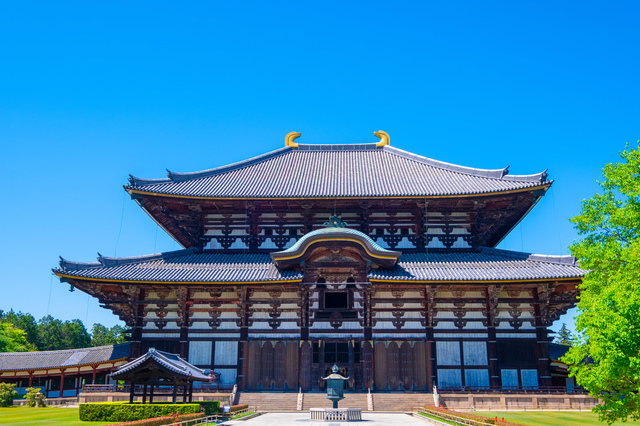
[126,144,550,199]
[0,343,130,372]
[55,247,584,284]
[110,348,210,382]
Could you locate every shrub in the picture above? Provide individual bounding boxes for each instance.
[25,387,45,407]
[108,412,205,426]
[79,402,200,422]
[0,383,17,407]
[198,400,220,415]
[229,404,248,413]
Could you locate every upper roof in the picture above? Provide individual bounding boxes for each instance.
[126,143,550,199]
[111,348,210,381]
[549,342,571,362]
[0,343,130,372]
[55,247,584,284]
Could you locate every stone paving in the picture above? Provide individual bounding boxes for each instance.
[223,412,435,425]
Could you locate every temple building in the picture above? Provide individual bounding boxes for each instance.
[53,131,584,393]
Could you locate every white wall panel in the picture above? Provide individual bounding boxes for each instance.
[437,369,462,388]
[215,368,237,385]
[463,342,487,366]
[214,341,238,366]
[521,370,539,389]
[436,342,461,366]
[188,341,212,366]
[501,369,519,388]
[465,369,489,388]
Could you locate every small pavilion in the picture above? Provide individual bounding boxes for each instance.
[110,348,210,404]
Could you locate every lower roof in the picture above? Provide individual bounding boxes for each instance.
[55,247,585,284]
[0,343,131,372]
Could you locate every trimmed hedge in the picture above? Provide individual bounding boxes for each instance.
[198,400,220,415]
[424,406,527,426]
[229,404,249,413]
[107,412,205,426]
[79,402,200,422]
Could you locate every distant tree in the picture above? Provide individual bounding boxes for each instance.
[0,310,41,350]
[0,322,37,352]
[91,324,129,346]
[90,324,111,347]
[554,323,573,346]
[564,142,640,424]
[60,319,91,349]
[36,316,64,351]
[109,325,128,344]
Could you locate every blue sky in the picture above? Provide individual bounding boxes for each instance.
[0,1,638,335]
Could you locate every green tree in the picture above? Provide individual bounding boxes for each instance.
[91,324,128,346]
[0,383,17,407]
[0,322,37,352]
[60,319,91,349]
[554,323,573,346]
[36,315,64,351]
[0,310,41,350]
[564,142,640,424]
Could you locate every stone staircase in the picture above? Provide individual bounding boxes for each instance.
[236,392,432,412]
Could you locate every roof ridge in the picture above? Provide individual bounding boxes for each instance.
[383,146,549,183]
[98,248,198,267]
[127,147,292,187]
[479,246,577,265]
[0,342,130,357]
[57,249,198,271]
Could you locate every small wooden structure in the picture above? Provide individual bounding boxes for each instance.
[110,348,210,404]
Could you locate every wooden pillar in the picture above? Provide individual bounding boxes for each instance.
[149,385,154,403]
[426,328,436,390]
[182,382,188,403]
[300,285,309,341]
[318,340,325,391]
[28,372,33,388]
[172,384,177,404]
[91,366,97,384]
[237,341,249,391]
[534,286,552,388]
[142,384,147,404]
[363,288,372,341]
[348,340,355,391]
[486,285,500,388]
[129,380,135,404]
[188,382,193,403]
[178,287,190,359]
[59,369,66,397]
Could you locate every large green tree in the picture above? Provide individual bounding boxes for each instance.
[564,142,640,424]
[0,322,37,352]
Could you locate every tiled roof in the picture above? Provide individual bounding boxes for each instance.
[126,144,550,198]
[56,249,304,283]
[111,348,210,381]
[271,226,401,268]
[549,343,571,361]
[56,247,584,283]
[0,343,130,372]
[369,247,585,281]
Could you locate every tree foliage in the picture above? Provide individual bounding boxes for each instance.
[554,323,573,346]
[564,142,640,424]
[0,322,37,352]
[0,310,129,352]
[0,383,17,407]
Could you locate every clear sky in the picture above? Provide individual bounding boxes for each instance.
[0,1,638,335]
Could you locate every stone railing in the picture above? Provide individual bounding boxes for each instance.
[310,408,362,421]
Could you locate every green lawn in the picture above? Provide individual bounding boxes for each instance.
[0,406,113,426]
[466,411,639,426]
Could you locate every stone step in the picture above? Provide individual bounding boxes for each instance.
[237,392,434,412]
